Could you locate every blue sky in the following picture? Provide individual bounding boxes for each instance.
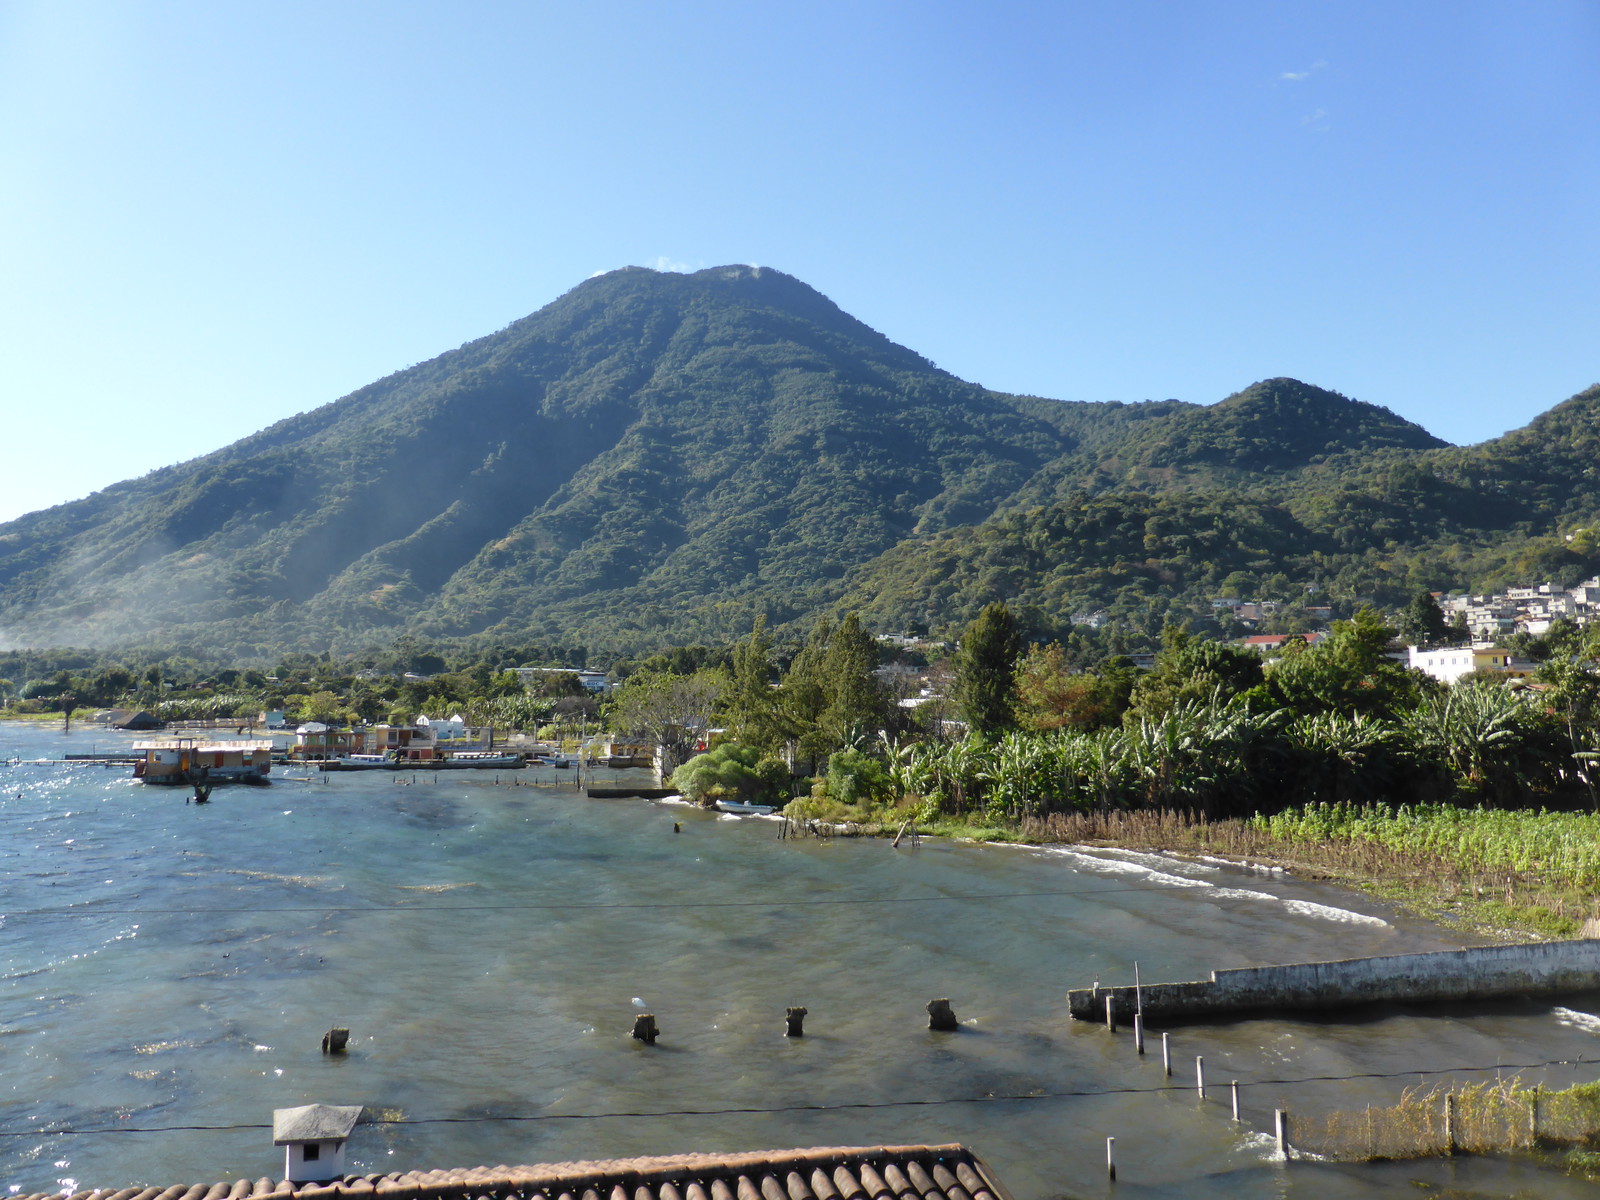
[2,1,1597,524]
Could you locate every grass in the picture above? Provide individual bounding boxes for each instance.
[1293,1078,1600,1163]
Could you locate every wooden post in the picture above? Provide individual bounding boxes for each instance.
[1275,1109,1290,1160]
[1195,1055,1205,1100]
[1133,1013,1144,1055]
[632,1014,659,1044]
[785,1006,807,1037]
[1106,1136,1115,1183]
[1105,995,1116,1033]
[1162,1032,1171,1077]
[1444,1092,1457,1155]
[1530,1089,1540,1146]
[927,998,958,1031]
[321,1027,349,1054]
[1134,962,1142,1019]
[1231,1080,1240,1122]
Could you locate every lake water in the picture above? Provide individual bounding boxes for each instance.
[6,722,1600,1199]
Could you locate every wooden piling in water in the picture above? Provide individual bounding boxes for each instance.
[1231,1080,1240,1122]
[1195,1055,1205,1100]
[1105,994,1116,1032]
[321,1027,349,1054]
[632,1014,659,1044]
[1133,1013,1144,1054]
[1105,1136,1115,1182]
[785,1006,807,1037]
[1162,1032,1171,1077]
[1275,1109,1290,1160]
[927,998,958,1031]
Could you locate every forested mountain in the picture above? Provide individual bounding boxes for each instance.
[0,265,1595,657]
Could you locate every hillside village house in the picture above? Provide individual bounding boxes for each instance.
[1444,576,1600,640]
[1406,645,1537,685]
[514,666,611,694]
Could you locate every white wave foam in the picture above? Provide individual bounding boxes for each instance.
[1554,1007,1600,1034]
[1192,853,1284,875]
[1094,847,1220,877]
[1036,844,1386,925]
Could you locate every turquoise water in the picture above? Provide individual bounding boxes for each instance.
[5,722,1600,1199]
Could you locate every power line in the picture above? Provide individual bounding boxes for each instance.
[5,1055,1594,1140]
[0,882,1344,919]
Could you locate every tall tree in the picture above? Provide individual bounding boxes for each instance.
[1125,625,1264,722]
[1398,590,1450,646]
[818,613,890,750]
[779,614,890,768]
[609,668,726,771]
[723,617,785,751]
[953,602,1022,736]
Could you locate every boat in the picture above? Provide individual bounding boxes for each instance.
[132,738,272,786]
[712,799,776,815]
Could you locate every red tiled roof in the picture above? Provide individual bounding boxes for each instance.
[12,1144,1012,1200]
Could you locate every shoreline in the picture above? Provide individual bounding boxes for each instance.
[785,806,1587,944]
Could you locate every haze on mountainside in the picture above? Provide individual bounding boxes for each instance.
[1,264,1597,657]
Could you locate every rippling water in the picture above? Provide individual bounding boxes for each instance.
[6,722,1600,1199]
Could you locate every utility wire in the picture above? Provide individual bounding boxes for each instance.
[0,882,1314,919]
[5,1055,1595,1140]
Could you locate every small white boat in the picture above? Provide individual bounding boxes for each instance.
[712,799,776,815]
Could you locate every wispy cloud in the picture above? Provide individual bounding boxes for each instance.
[1278,60,1327,83]
[1301,107,1330,130]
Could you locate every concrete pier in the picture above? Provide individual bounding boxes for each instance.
[1068,939,1600,1023]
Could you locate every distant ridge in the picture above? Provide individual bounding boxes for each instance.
[0,265,1593,655]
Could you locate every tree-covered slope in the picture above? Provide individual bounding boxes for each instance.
[0,262,1590,656]
[0,267,1087,650]
[839,383,1600,638]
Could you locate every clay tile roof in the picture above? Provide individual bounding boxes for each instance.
[10,1146,1011,1200]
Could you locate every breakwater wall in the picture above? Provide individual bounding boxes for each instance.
[1067,939,1600,1023]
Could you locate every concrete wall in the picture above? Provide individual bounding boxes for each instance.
[1067,939,1600,1022]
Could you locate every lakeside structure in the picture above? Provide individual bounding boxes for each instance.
[1068,940,1600,1023]
[132,737,272,785]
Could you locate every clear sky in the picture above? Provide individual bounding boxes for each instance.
[3,1,1597,524]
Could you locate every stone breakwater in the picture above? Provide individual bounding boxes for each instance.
[1068,939,1600,1023]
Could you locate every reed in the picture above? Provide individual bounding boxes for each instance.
[1291,1078,1600,1162]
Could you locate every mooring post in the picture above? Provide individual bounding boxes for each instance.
[927,998,958,1031]
[321,1027,349,1054]
[1275,1109,1290,1160]
[785,1006,807,1037]
[632,1014,659,1044]
[1162,1032,1171,1077]
[1133,1013,1144,1054]
[1105,994,1116,1033]
[1444,1092,1457,1155]
[1195,1056,1205,1100]
[1106,1136,1115,1183]
[1231,1080,1240,1122]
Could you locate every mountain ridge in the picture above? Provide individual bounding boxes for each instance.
[0,265,1592,655]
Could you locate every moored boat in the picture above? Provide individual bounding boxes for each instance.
[712,798,776,815]
[133,739,272,785]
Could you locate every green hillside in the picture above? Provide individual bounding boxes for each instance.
[0,265,1593,656]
